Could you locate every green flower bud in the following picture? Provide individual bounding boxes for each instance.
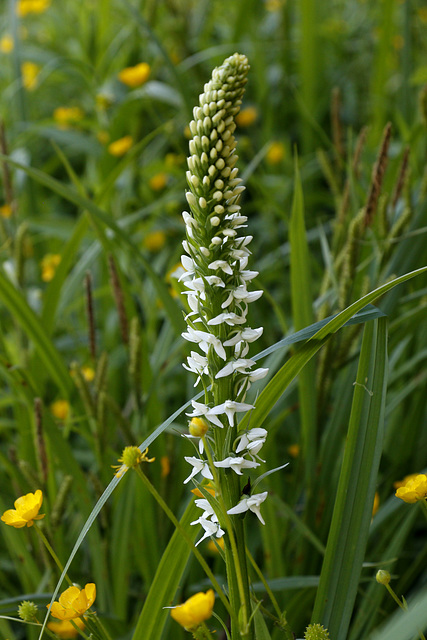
[304,623,331,640]
[18,600,38,622]
[376,569,391,585]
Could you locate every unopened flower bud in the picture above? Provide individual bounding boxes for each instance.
[376,570,391,585]
[189,417,209,438]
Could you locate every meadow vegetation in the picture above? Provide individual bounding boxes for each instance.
[0,1,427,639]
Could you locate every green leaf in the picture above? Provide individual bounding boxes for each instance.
[312,318,388,640]
[289,155,316,489]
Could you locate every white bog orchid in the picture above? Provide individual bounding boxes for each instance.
[227,491,269,525]
[214,456,260,475]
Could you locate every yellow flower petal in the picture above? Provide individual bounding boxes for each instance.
[108,136,133,157]
[170,589,215,630]
[49,584,96,621]
[118,62,151,88]
[47,618,85,639]
[1,490,44,528]
[395,474,427,503]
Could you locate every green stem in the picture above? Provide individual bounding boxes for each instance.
[133,467,232,619]
[34,526,73,587]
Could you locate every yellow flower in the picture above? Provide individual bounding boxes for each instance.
[235,106,258,128]
[191,482,216,498]
[207,537,225,553]
[160,455,170,478]
[49,584,96,621]
[108,135,133,157]
[21,62,40,90]
[0,203,13,218]
[41,253,61,282]
[1,490,45,528]
[81,366,95,382]
[266,141,285,165]
[0,35,14,54]
[395,474,427,503]
[118,62,151,88]
[17,0,50,17]
[47,617,85,639]
[149,172,168,191]
[143,230,167,252]
[113,446,155,478]
[394,473,419,489]
[53,106,84,127]
[51,399,70,421]
[287,443,300,458]
[170,590,215,630]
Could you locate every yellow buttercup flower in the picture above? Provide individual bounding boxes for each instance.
[191,482,216,498]
[47,617,85,639]
[41,253,61,281]
[207,536,225,553]
[143,230,167,252]
[53,107,84,127]
[0,35,14,54]
[287,443,300,458]
[160,455,171,478]
[149,172,168,191]
[235,106,258,128]
[266,141,285,165]
[118,62,150,88]
[108,135,133,157]
[51,399,70,421]
[170,589,215,630]
[49,584,96,621]
[395,474,427,503]
[394,473,418,489]
[0,204,13,218]
[17,0,50,17]
[81,366,95,382]
[1,490,45,528]
[21,62,40,90]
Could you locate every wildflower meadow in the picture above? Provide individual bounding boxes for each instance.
[1,1,427,639]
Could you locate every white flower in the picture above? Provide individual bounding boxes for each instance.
[187,400,224,429]
[208,259,233,275]
[181,327,227,360]
[207,400,255,427]
[183,457,214,484]
[235,428,268,461]
[223,327,263,346]
[183,433,205,454]
[214,456,260,475]
[227,492,268,525]
[215,358,256,379]
[207,311,247,326]
[194,518,225,547]
[191,499,218,522]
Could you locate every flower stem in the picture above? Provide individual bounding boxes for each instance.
[34,525,73,587]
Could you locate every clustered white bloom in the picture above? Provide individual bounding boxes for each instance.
[180,54,269,545]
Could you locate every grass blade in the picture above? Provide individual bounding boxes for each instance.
[312,317,388,639]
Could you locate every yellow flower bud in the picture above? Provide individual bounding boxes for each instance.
[395,473,427,503]
[118,62,150,88]
[189,417,209,438]
[108,135,133,157]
